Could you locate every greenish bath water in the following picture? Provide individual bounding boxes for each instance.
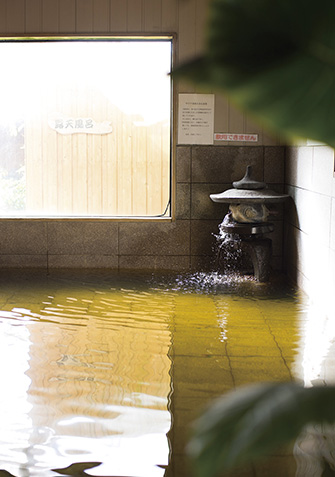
[0,270,313,476]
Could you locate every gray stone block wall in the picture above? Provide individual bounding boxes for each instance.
[0,145,286,272]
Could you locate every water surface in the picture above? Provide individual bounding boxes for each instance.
[0,270,310,476]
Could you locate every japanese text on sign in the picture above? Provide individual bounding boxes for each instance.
[214,133,258,142]
[55,118,94,130]
[48,116,113,135]
[178,94,214,145]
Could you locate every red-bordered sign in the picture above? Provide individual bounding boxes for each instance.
[214,133,258,142]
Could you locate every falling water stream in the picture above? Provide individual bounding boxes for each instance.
[0,269,323,476]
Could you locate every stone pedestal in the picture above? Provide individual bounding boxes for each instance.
[217,221,274,282]
[240,238,272,282]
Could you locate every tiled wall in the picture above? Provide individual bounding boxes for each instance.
[285,145,335,316]
[0,145,286,272]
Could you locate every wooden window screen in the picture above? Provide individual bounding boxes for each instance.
[0,38,172,217]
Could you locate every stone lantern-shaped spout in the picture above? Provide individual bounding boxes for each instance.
[210,165,289,282]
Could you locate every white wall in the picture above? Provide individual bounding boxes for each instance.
[285,144,335,319]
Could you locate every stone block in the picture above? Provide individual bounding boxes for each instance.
[264,146,285,184]
[0,221,47,254]
[47,221,118,255]
[175,183,191,219]
[190,219,220,257]
[119,254,190,271]
[119,220,190,256]
[48,254,119,268]
[191,146,264,183]
[176,146,191,182]
[191,183,229,220]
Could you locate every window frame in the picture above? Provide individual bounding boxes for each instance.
[0,34,175,221]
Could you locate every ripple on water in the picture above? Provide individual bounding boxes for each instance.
[0,270,303,477]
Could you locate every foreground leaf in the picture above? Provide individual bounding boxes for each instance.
[52,462,102,476]
[173,0,335,147]
[187,382,335,477]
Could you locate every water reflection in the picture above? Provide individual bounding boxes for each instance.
[0,273,172,476]
[0,271,309,476]
[292,298,335,476]
[0,319,32,473]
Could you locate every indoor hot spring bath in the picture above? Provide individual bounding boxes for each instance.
[0,269,326,477]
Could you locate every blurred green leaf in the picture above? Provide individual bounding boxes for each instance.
[173,0,335,147]
[187,382,335,477]
[52,462,102,476]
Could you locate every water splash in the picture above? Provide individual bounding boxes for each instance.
[213,215,252,276]
[151,271,260,296]
[149,269,295,299]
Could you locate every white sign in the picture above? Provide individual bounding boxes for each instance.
[178,94,214,145]
[48,116,113,135]
[214,133,258,142]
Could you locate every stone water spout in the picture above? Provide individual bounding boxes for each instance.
[210,165,289,282]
